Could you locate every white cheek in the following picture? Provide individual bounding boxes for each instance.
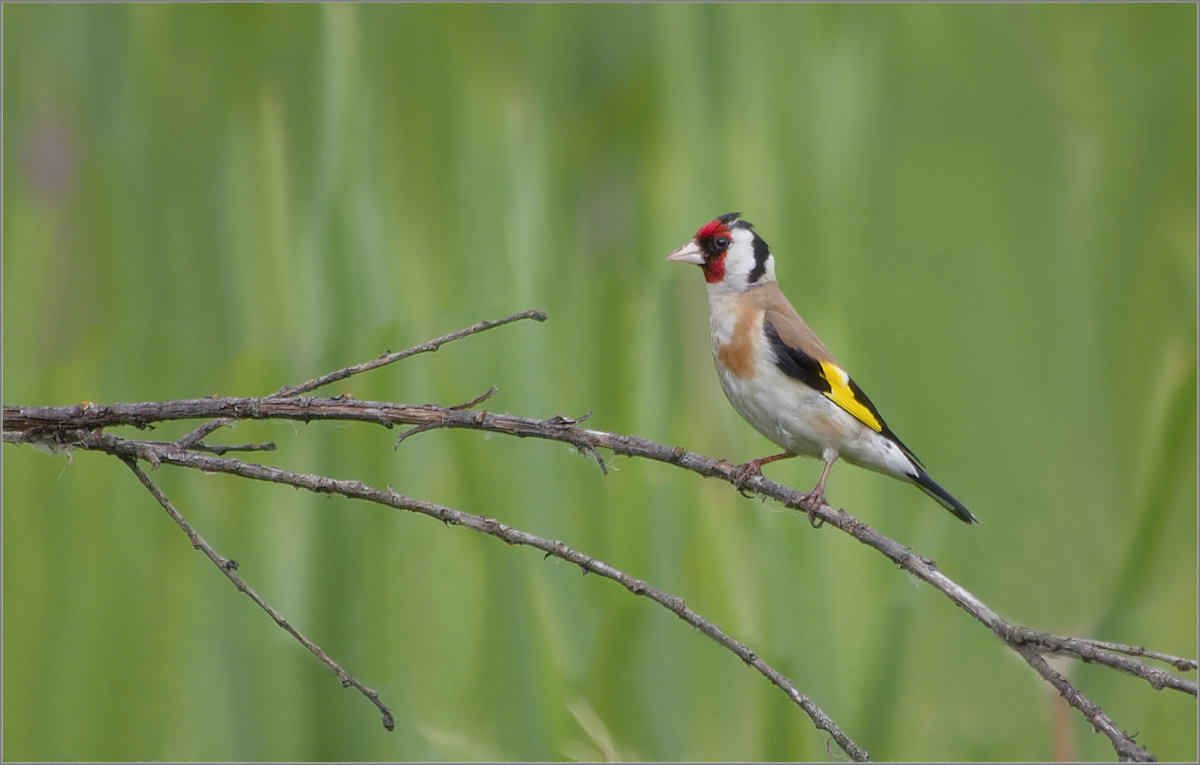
[724,249,758,284]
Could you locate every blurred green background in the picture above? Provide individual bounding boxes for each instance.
[3,3,1195,761]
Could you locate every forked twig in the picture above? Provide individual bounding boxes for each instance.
[176,416,232,450]
[393,386,498,448]
[1011,629,1197,693]
[186,312,532,453]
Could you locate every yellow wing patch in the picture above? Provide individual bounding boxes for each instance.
[818,361,883,433]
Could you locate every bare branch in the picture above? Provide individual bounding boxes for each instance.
[269,309,548,398]
[119,455,395,732]
[1050,637,1197,673]
[1013,642,1149,761]
[90,430,868,761]
[1010,629,1197,694]
[5,395,1180,760]
[4,312,1190,762]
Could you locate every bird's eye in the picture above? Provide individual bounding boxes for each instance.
[714,235,731,250]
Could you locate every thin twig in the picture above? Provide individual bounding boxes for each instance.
[394,422,442,449]
[93,431,868,761]
[1055,637,1197,673]
[269,310,547,398]
[176,417,232,450]
[192,440,277,455]
[1012,629,1197,694]
[393,387,497,448]
[450,385,499,410]
[119,455,395,732]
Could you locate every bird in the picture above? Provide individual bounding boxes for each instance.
[667,212,977,524]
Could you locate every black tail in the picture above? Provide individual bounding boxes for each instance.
[911,468,978,524]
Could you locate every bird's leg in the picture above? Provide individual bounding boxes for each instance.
[797,459,834,527]
[730,452,793,496]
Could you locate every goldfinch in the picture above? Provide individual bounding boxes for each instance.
[668,213,977,524]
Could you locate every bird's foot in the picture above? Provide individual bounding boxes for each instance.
[729,459,765,498]
[796,488,827,528]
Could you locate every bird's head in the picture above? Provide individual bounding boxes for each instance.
[667,212,775,292]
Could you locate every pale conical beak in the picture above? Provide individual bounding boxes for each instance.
[666,240,705,265]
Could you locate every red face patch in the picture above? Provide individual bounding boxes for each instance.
[696,218,729,241]
[695,218,733,284]
[703,254,726,283]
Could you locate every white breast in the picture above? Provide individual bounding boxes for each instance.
[706,290,917,479]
